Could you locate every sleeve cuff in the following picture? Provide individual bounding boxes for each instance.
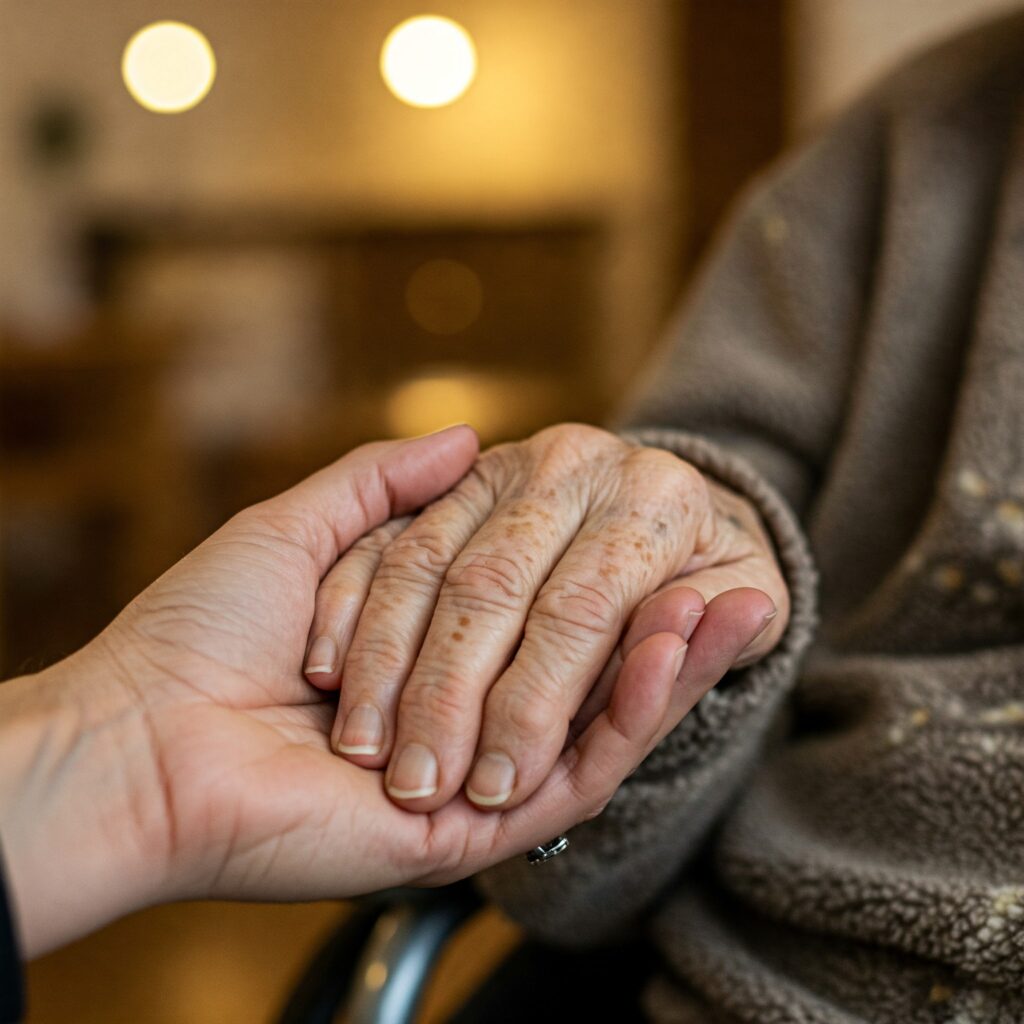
[617,427,819,781]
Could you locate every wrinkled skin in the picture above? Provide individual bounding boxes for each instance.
[306,424,788,812]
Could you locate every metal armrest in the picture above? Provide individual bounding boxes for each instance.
[343,885,481,1023]
[275,884,481,1024]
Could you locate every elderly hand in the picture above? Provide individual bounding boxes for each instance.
[304,423,788,812]
[1,426,692,958]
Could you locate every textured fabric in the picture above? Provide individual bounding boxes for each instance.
[478,13,1024,1022]
[0,842,23,1024]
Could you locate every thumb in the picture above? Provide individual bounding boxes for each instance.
[263,424,479,573]
[641,568,784,667]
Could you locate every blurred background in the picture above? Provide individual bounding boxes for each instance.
[2,0,1019,1020]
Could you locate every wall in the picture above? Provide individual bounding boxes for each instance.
[789,0,1024,134]
[0,0,685,388]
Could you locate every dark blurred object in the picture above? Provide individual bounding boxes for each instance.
[349,222,600,382]
[23,96,90,171]
[277,884,481,1024]
[276,883,654,1024]
[0,317,190,674]
[680,0,787,265]
[82,212,607,447]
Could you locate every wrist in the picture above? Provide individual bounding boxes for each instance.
[0,641,172,957]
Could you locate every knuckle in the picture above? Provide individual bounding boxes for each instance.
[346,538,386,564]
[532,578,621,641]
[632,446,706,494]
[315,580,361,620]
[619,449,711,544]
[474,444,518,487]
[377,528,456,582]
[444,552,529,606]
[345,633,410,679]
[349,461,390,527]
[536,422,613,454]
[400,679,472,734]
[492,679,566,742]
[673,461,711,509]
[529,424,619,475]
[445,465,496,509]
[564,758,600,810]
[349,519,407,557]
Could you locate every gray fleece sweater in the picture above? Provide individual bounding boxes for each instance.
[478,15,1024,1023]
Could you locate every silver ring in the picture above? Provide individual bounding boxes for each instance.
[526,835,569,865]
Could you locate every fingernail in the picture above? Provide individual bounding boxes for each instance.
[672,642,688,680]
[305,636,337,675]
[683,610,704,641]
[755,607,778,639]
[337,705,384,756]
[387,743,439,800]
[466,752,517,807]
[418,422,471,439]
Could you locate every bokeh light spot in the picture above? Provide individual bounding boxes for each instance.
[122,21,216,114]
[364,961,388,991]
[380,16,477,108]
[405,258,483,335]
[386,372,494,437]
[385,368,560,440]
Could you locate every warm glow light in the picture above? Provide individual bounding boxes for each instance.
[405,259,483,335]
[380,15,477,108]
[122,21,216,114]
[385,369,559,440]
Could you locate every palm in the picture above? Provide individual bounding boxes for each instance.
[118,515,513,899]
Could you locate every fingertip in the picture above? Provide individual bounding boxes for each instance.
[384,742,442,809]
[732,594,782,667]
[383,424,480,517]
[402,423,480,464]
[702,588,774,634]
[333,703,389,764]
[305,635,342,689]
[332,712,392,766]
[737,586,777,621]
[414,422,479,445]
[465,750,517,810]
[334,745,387,767]
[305,667,343,690]
[625,585,706,656]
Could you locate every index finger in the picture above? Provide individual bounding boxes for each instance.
[255,425,479,575]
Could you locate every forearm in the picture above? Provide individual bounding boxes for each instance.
[0,643,168,958]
